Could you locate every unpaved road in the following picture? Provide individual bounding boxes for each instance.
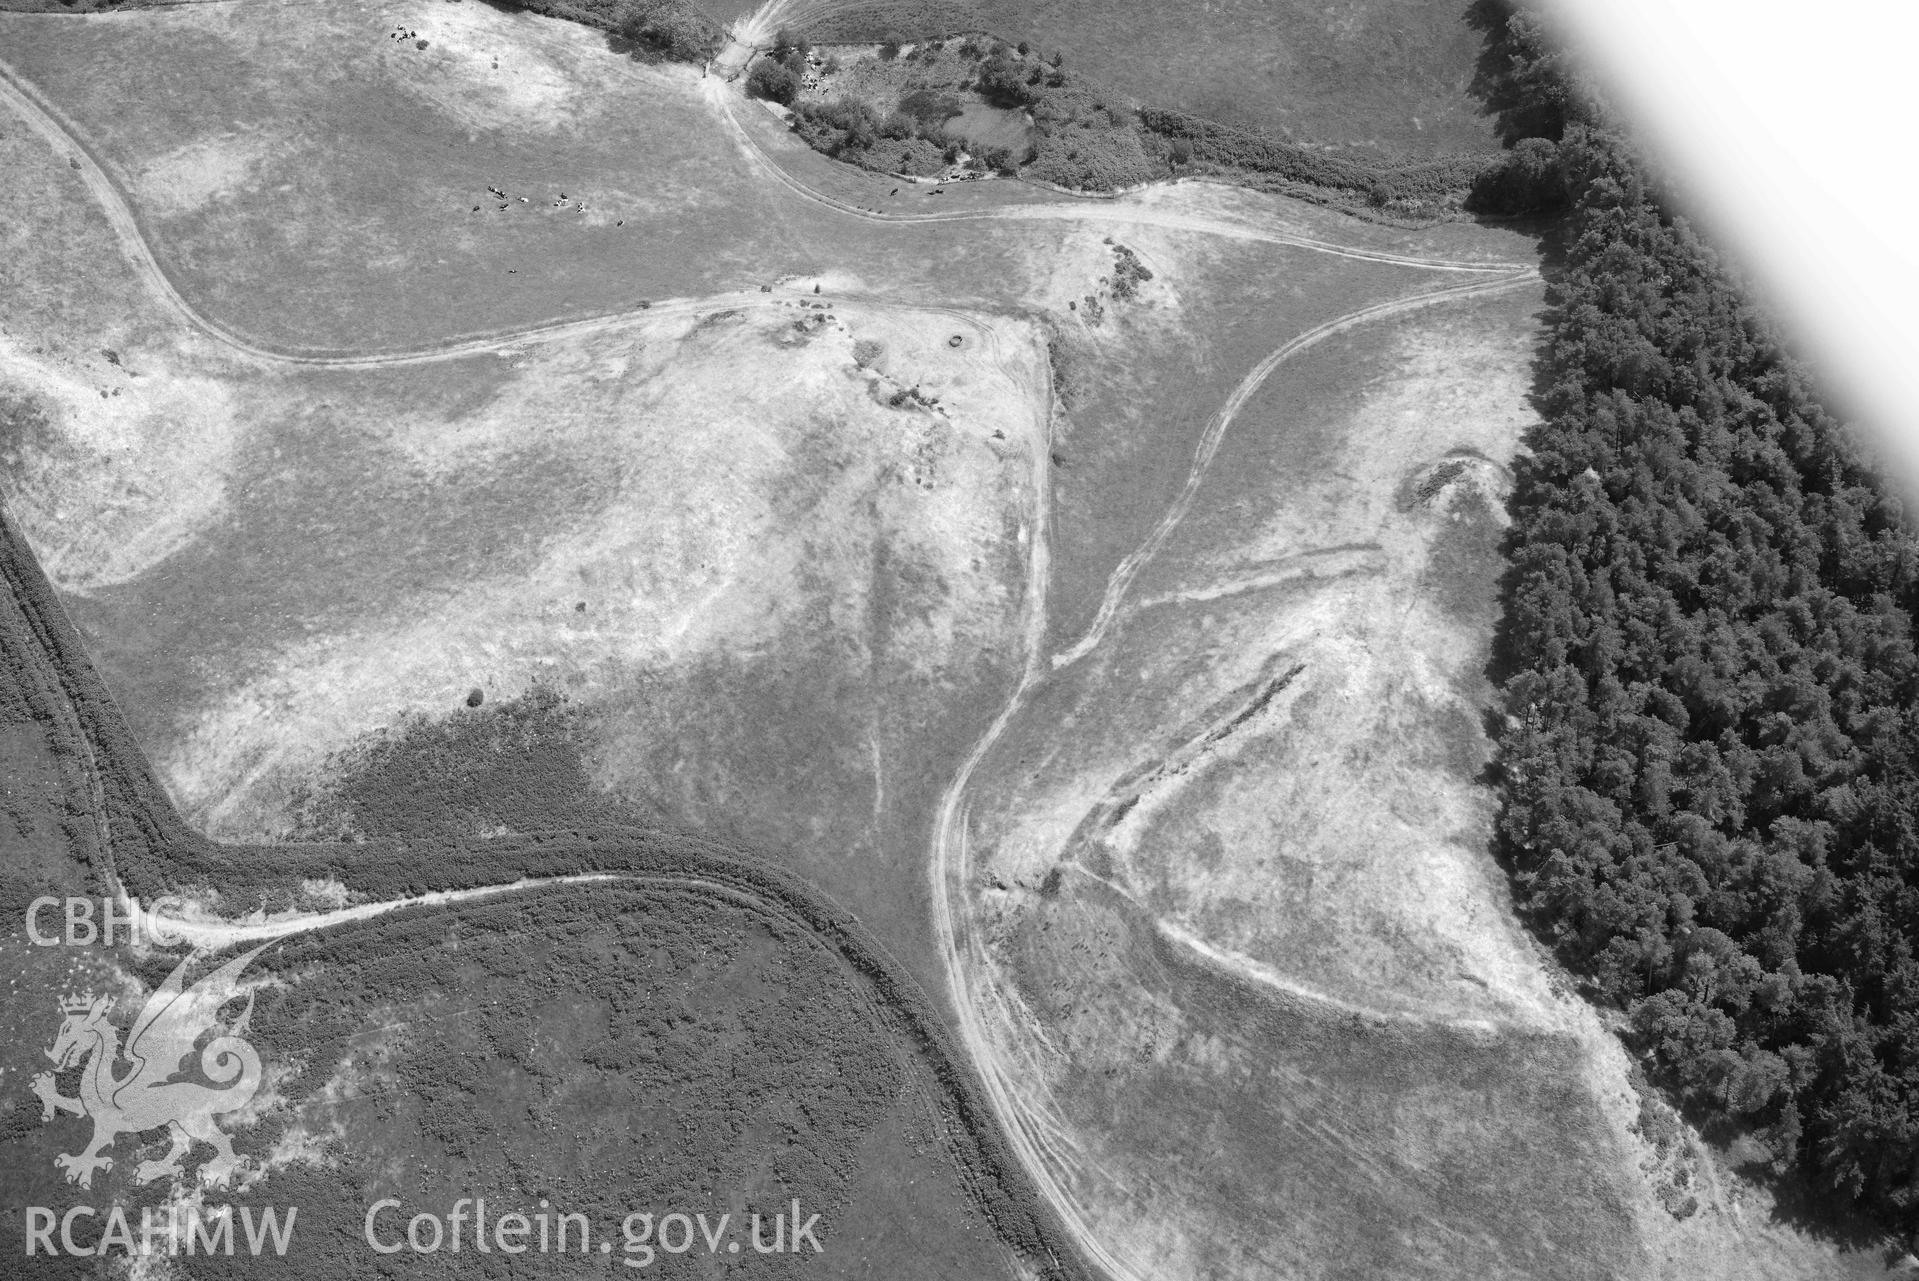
[0,45,1541,1281]
[701,77,1531,274]
[1048,270,1539,670]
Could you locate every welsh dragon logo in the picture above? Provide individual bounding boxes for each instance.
[30,943,268,1189]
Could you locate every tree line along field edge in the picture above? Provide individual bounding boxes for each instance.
[1474,0,1919,1242]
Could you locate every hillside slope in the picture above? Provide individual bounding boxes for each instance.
[972,0,1495,155]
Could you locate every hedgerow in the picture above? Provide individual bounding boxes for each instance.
[1137,105,1483,204]
[499,0,720,63]
[798,1,984,44]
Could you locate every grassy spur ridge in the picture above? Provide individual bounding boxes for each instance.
[0,503,1099,1281]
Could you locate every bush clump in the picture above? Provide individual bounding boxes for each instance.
[1108,243,1153,299]
[1465,136,1567,215]
[793,94,945,177]
[974,51,1038,108]
[747,58,802,106]
[489,0,720,63]
[1023,124,1157,192]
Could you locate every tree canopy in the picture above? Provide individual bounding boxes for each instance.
[1480,0,1919,1229]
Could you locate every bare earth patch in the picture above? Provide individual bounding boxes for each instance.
[135,301,1044,848]
[135,130,276,214]
[950,287,1692,1279]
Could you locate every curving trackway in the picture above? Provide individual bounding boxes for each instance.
[927,267,1538,1281]
[0,42,1539,1281]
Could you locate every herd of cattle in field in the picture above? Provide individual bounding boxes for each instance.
[468,182,628,227]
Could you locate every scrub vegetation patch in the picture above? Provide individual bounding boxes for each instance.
[0,490,1095,1277]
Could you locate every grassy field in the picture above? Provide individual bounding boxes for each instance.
[0,1,818,350]
[1010,877,1646,1279]
[1029,226,1474,652]
[968,0,1497,156]
[38,289,1047,980]
[986,287,1558,1023]
[944,101,1032,150]
[0,21,1053,984]
[0,2,1527,989]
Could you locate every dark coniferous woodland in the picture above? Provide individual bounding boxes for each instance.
[1473,0,1919,1229]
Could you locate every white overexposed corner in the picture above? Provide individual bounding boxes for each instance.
[1544,0,1919,498]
